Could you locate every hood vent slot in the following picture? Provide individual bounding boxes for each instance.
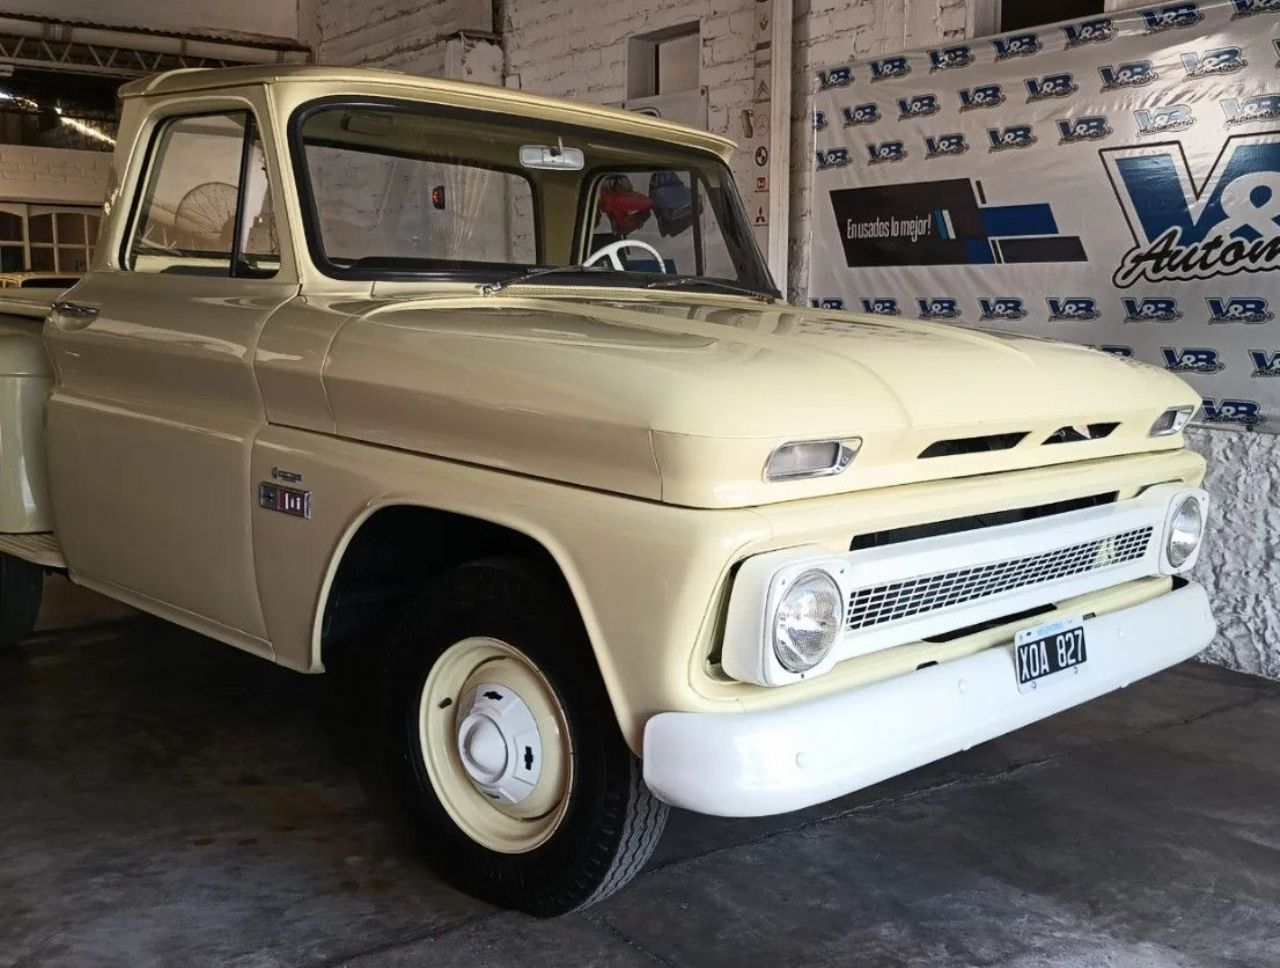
[1043,422,1119,445]
[919,432,1027,459]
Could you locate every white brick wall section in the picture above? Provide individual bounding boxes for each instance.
[787,0,967,299]
[301,0,491,70]
[0,146,109,206]
[1186,429,1280,680]
[503,0,763,210]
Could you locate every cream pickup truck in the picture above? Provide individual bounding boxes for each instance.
[0,65,1215,915]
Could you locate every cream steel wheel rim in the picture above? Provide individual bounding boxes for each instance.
[419,637,573,853]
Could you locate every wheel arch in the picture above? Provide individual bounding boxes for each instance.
[313,499,610,688]
[251,428,736,757]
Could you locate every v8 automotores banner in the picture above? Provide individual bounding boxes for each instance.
[808,0,1280,431]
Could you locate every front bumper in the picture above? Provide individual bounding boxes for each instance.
[643,581,1216,817]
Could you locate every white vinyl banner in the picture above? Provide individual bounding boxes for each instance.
[808,0,1280,431]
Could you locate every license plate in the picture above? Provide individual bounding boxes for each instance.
[1014,616,1087,693]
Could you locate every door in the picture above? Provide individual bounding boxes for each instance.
[44,108,296,649]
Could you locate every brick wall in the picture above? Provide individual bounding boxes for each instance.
[500,0,971,297]
[301,0,969,296]
[0,146,110,207]
[788,0,968,298]
[503,0,762,220]
[300,0,492,73]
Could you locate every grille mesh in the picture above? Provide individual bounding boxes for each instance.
[846,526,1154,632]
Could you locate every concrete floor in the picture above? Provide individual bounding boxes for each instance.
[3,578,1280,968]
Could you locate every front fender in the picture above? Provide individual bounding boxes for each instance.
[249,425,768,752]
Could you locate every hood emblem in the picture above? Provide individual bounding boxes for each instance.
[1046,422,1119,445]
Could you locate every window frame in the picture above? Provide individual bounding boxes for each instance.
[286,95,775,296]
[627,23,701,100]
[0,204,29,272]
[969,0,1111,35]
[119,109,279,279]
[21,207,99,273]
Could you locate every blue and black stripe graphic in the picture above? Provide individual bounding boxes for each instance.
[830,177,1087,267]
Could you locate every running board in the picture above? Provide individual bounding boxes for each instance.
[0,532,66,569]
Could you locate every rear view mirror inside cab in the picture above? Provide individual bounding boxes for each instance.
[520,144,584,171]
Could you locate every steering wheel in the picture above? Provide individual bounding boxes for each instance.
[583,239,670,273]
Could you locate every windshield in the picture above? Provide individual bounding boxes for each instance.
[291,99,775,295]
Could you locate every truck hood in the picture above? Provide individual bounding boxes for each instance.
[320,293,1199,508]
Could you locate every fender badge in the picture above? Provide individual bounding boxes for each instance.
[259,482,311,519]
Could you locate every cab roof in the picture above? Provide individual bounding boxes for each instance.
[118,65,737,162]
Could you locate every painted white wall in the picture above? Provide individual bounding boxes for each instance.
[299,0,491,71]
[0,146,108,207]
[1187,430,1280,679]
[502,0,965,273]
[503,0,762,221]
[300,0,966,294]
[789,0,967,302]
[6,0,300,40]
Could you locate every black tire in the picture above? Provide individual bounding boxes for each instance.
[384,557,668,916]
[0,552,42,649]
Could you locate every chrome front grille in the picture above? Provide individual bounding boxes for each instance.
[845,526,1154,632]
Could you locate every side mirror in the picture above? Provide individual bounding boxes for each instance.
[520,144,584,171]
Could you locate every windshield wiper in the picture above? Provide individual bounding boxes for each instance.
[481,264,612,295]
[482,265,777,302]
[644,276,777,303]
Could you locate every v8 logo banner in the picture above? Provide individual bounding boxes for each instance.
[808,0,1280,430]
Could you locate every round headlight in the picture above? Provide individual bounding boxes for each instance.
[1166,496,1204,569]
[772,570,842,673]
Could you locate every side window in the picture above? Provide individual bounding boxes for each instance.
[238,133,279,276]
[127,112,278,277]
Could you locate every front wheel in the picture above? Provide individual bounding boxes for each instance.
[384,558,668,915]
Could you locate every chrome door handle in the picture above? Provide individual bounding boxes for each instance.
[50,301,100,330]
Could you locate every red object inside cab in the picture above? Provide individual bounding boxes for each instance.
[598,174,653,235]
